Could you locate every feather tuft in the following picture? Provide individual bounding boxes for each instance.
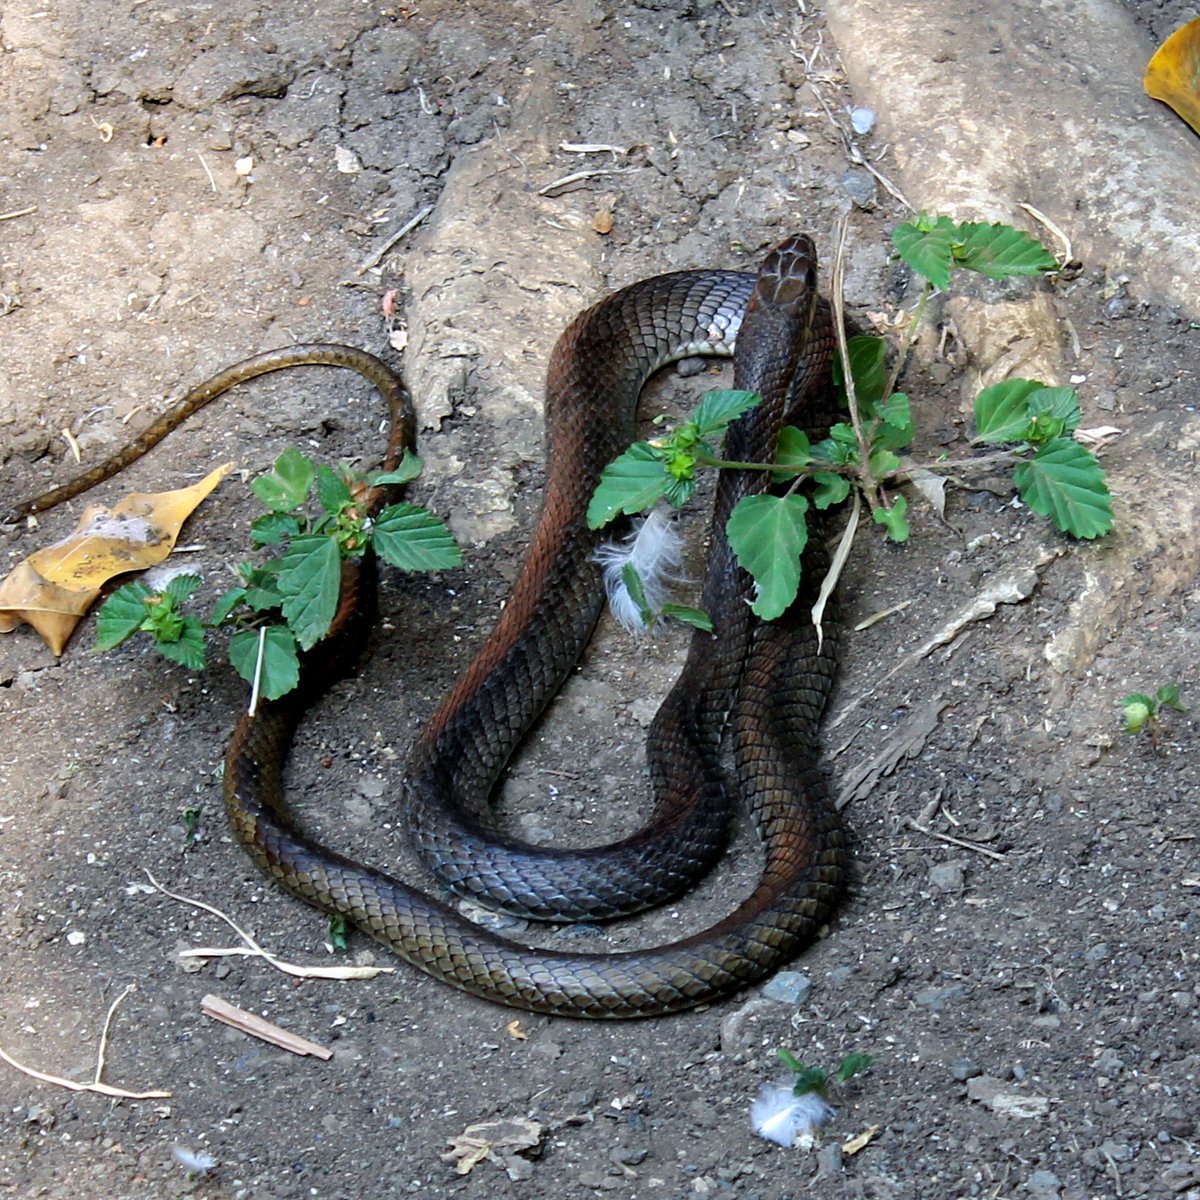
[750,1084,836,1148]
[593,507,684,634]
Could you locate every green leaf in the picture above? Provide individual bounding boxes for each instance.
[834,335,889,410]
[316,464,354,513]
[773,426,811,483]
[251,511,304,546]
[812,472,851,510]
[95,582,154,651]
[660,603,713,632]
[892,214,957,289]
[252,447,314,513]
[277,534,343,650]
[1012,439,1112,539]
[587,442,672,528]
[372,503,463,572]
[162,574,202,603]
[229,626,301,701]
[210,587,247,627]
[620,563,655,627]
[371,449,424,486]
[873,493,910,542]
[791,1066,829,1098]
[1155,685,1185,713]
[156,618,207,670]
[726,493,809,620]
[691,389,762,439]
[973,379,1045,443]
[1026,386,1081,443]
[835,1053,875,1084]
[1120,694,1153,734]
[868,447,901,479]
[952,222,1058,280]
[872,392,914,451]
[777,1048,806,1074]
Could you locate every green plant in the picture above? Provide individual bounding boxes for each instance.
[777,1048,875,1098]
[327,914,350,952]
[1121,685,1185,742]
[181,804,203,846]
[588,216,1113,624]
[96,447,461,701]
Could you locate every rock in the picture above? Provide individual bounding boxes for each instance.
[1023,1168,1061,1196]
[966,1075,1051,1117]
[928,862,965,893]
[173,49,294,111]
[761,971,812,1005]
[951,1058,981,1082]
[815,1141,844,1178]
[839,168,877,210]
[719,996,774,1054]
[915,984,967,1012]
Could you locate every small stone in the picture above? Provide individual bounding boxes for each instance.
[502,1154,535,1182]
[815,1141,844,1178]
[951,1058,981,1082]
[1083,942,1110,963]
[355,775,387,799]
[915,984,967,1012]
[760,971,812,1005]
[613,1146,649,1166]
[1023,1169,1061,1196]
[720,996,774,1054]
[839,168,877,210]
[1166,1116,1196,1138]
[928,862,965,893]
[1093,1047,1124,1075]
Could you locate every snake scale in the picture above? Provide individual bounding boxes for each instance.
[11,235,845,1018]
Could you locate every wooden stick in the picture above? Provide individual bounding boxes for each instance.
[200,994,333,1060]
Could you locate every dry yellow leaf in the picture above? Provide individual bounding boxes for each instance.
[1144,18,1200,135]
[842,1123,881,1156]
[0,463,232,654]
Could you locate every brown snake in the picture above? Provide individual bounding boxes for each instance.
[10,236,845,1018]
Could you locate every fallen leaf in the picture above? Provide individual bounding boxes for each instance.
[591,208,614,234]
[506,1019,528,1040]
[0,463,232,654]
[842,1123,881,1155]
[1144,18,1200,134]
[441,1117,542,1176]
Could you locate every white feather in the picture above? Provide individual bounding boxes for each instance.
[592,507,684,633]
[171,1145,218,1173]
[750,1084,836,1148]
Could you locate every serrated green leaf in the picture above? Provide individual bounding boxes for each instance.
[1013,439,1112,539]
[691,389,762,440]
[726,493,809,620]
[162,573,202,603]
[143,594,185,643]
[873,493,910,542]
[252,447,314,512]
[791,1066,830,1098]
[1156,685,1185,713]
[777,1048,806,1074]
[372,503,463,572]
[952,222,1058,280]
[156,618,207,670]
[229,626,301,701]
[872,392,914,450]
[834,335,889,410]
[277,534,343,650]
[1121,696,1152,734]
[835,1053,875,1084]
[660,603,713,632]
[251,511,304,546]
[973,379,1045,443]
[1026,386,1081,442]
[773,426,811,483]
[316,464,354,513]
[371,449,424,486]
[812,472,851,510]
[893,214,957,289]
[587,442,672,528]
[95,582,154,651]
[210,587,247,627]
[868,447,901,478]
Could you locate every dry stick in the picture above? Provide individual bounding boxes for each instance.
[0,205,37,221]
[904,819,1007,863]
[200,994,332,1060]
[354,204,434,276]
[536,166,639,196]
[0,986,170,1100]
[144,869,393,980]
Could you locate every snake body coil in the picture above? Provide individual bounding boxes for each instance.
[11,237,846,1018]
[224,236,846,1018]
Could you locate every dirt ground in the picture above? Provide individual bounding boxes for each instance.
[1,2,1198,1198]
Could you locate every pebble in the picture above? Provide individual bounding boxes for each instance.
[719,996,774,1054]
[815,1141,844,1178]
[950,1058,981,1082]
[915,984,966,1011]
[760,971,812,1005]
[928,862,965,893]
[1083,942,1109,963]
[612,1146,649,1166]
[839,168,877,210]
[1023,1168,1061,1196]
[503,1155,535,1182]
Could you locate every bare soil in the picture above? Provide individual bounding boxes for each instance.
[1,3,1197,1199]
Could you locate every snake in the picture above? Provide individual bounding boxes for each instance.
[9,235,845,1018]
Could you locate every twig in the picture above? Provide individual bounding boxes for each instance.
[904,818,1007,862]
[537,167,639,197]
[813,491,859,653]
[195,152,218,194]
[0,206,37,222]
[853,598,912,632]
[93,983,136,1086]
[354,204,434,276]
[1017,202,1072,264]
[200,994,332,1059]
[247,625,266,717]
[0,985,170,1099]
[143,869,394,980]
